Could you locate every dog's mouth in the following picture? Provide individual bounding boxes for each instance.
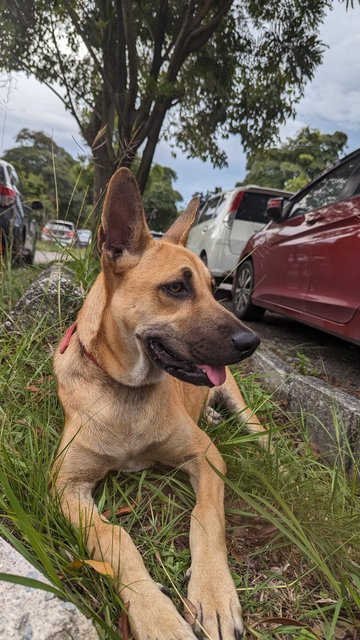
[145,337,226,387]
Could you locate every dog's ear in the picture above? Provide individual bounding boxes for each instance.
[163,197,200,246]
[98,167,152,258]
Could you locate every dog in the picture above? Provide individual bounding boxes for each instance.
[52,168,268,640]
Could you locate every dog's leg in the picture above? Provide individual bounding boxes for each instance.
[209,369,270,450]
[157,425,244,640]
[54,445,196,640]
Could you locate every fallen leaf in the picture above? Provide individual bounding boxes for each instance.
[102,505,134,519]
[183,596,197,626]
[118,601,130,640]
[25,385,40,393]
[334,620,360,639]
[66,559,115,578]
[232,523,279,544]
[255,617,322,639]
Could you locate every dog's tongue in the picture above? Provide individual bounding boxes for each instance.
[198,364,226,386]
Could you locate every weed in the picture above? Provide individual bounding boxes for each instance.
[0,257,359,639]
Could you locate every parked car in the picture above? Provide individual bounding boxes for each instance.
[186,185,292,292]
[0,159,41,264]
[76,228,92,247]
[233,149,360,345]
[150,230,164,239]
[41,220,77,246]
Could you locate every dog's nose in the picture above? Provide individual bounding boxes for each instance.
[232,331,260,357]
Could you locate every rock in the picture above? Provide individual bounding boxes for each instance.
[0,538,99,639]
[3,264,83,333]
[249,347,360,473]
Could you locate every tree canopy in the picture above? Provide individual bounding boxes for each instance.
[242,127,349,192]
[4,128,182,229]
[0,1,339,200]
[3,129,92,222]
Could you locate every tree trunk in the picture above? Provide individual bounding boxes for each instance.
[136,103,168,193]
[92,150,116,209]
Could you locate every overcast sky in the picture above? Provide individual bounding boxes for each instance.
[1,3,360,204]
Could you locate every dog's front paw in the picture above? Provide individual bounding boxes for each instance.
[186,566,244,639]
[204,406,222,425]
[127,582,196,640]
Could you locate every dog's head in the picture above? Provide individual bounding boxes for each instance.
[80,168,260,387]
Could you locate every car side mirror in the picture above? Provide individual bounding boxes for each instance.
[31,200,43,210]
[266,197,284,222]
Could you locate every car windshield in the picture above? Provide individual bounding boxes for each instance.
[46,221,74,231]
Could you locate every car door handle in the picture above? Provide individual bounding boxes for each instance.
[202,227,208,233]
[306,214,324,225]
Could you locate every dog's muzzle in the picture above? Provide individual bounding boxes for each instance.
[145,331,260,388]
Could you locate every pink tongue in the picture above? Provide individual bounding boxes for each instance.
[198,364,227,386]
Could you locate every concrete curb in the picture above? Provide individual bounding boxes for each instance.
[249,347,360,472]
[0,538,99,639]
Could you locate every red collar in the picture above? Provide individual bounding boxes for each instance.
[59,322,101,369]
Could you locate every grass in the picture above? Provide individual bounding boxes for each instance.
[36,238,86,260]
[0,252,360,640]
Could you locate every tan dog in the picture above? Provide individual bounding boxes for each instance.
[53,168,267,640]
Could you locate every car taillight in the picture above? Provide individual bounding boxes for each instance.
[267,197,283,209]
[0,185,17,207]
[223,191,244,229]
[66,230,75,237]
[42,226,50,234]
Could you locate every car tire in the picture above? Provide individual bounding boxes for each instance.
[24,248,35,265]
[233,260,265,321]
[200,251,207,266]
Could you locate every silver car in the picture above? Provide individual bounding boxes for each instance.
[41,220,77,246]
[0,159,42,264]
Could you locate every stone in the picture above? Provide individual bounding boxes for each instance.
[0,537,99,639]
[3,264,83,334]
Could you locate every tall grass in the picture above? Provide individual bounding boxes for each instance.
[0,252,359,639]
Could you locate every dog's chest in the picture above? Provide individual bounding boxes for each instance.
[87,381,171,463]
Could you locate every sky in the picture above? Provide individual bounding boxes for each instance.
[1,3,360,204]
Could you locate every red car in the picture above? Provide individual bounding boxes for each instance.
[232,149,360,345]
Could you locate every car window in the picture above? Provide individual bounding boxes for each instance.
[350,163,360,195]
[46,221,74,231]
[197,196,222,224]
[8,166,19,187]
[235,192,273,223]
[290,156,360,217]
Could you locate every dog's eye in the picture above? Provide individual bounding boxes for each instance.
[162,281,187,297]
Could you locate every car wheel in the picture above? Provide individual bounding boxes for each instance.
[24,248,35,265]
[200,251,207,266]
[233,260,265,321]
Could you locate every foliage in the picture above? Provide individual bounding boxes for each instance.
[242,127,348,191]
[0,0,337,199]
[141,164,182,231]
[3,128,92,223]
[4,129,181,230]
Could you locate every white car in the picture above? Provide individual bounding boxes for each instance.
[41,220,77,246]
[76,228,92,247]
[186,185,293,292]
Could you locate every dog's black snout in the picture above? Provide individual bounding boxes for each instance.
[232,331,260,357]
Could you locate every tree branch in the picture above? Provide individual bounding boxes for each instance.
[184,0,233,53]
[121,0,138,122]
[61,0,104,79]
[48,13,85,137]
[149,0,168,80]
